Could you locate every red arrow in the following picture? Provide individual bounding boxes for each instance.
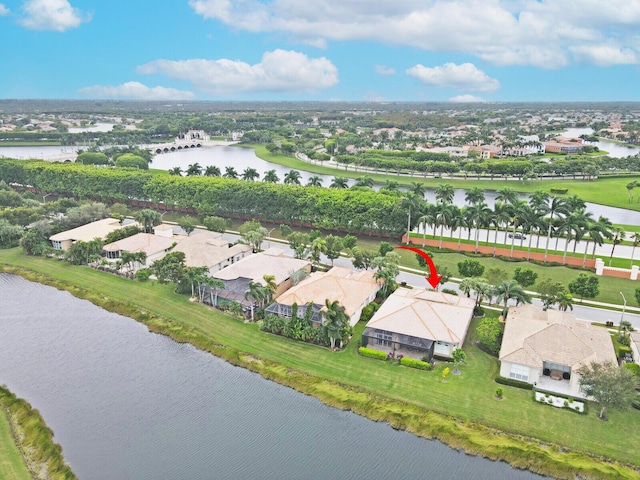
[396,246,443,289]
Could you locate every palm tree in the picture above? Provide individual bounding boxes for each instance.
[609,227,626,266]
[284,170,302,185]
[459,277,475,297]
[204,277,225,306]
[520,205,545,260]
[467,201,491,253]
[383,180,400,192]
[493,280,531,314]
[330,176,349,189]
[464,187,485,207]
[495,187,518,206]
[491,202,511,256]
[241,167,259,181]
[435,183,455,204]
[306,175,323,187]
[168,167,182,176]
[543,196,568,262]
[223,166,238,179]
[354,176,374,188]
[204,165,221,177]
[409,181,426,198]
[401,192,423,244]
[263,170,280,183]
[134,209,161,233]
[310,237,327,265]
[555,292,574,311]
[245,281,265,320]
[186,163,202,176]
[631,233,640,269]
[435,202,456,249]
[323,299,348,350]
[507,200,528,257]
[627,181,637,204]
[262,274,277,301]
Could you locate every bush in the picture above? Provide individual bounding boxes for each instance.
[135,269,151,282]
[358,347,388,360]
[623,362,640,376]
[441,288,458,296]
[115,153,148,170]
[495,376,533,390]
[550,188,569,194]
[495,387,504,399]
[476,317,504,356]
[400,356,432,370]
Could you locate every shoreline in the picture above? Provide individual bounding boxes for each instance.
[0,384,76,479]
[0,262,638,479]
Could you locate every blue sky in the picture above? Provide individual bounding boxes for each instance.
[1,0,639,102]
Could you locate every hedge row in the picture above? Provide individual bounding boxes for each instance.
[400,357,432,370]
[495,376,534,390]
[358,347,388,360]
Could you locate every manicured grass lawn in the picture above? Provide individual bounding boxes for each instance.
[244,143,640,212]
[0,407,31,480]
[0,141,61,147]
[1,247,639,476]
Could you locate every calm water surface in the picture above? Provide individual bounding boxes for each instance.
[0,274,545,480]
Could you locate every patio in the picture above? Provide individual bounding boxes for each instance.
[534,375,578,398]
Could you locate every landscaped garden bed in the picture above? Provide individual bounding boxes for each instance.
[534,391,585,413]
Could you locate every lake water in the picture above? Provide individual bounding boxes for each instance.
[0,273,544,480]
[562,128,640,158]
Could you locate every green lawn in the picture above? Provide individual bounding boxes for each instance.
[0,405,32,480]
[1,248,639,478]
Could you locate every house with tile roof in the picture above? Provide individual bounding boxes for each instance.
[361,288,475,361]
[499,304,617,398]
[171,230,253,274]
[49,218,124,251]
[265,266,380,327]
[102,233,176,267]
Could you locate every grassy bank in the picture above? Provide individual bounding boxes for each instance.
[245,143,640,212]
[0,385,76,480]
[0,141,62,147]
[0,250,639,479]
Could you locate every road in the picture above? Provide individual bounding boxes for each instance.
[216,230,640,330]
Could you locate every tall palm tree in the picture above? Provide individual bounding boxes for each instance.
[383,180,400,192]
[409,181,426,198]
[323,299,348,350]
[168,166,182,176]
[262,274,277,303]
[223,166,238,179]
[241,167,259,181]
[465,187,485,207]
[559,212,583,265]
[306,175,323,187]
[263,170,280,183]
[467,201,491,253]
[401,192,423,244]
[435,183,455,204]
[436,202,456,249]
[508,200,528,257]
[330,176,349,189]
[284,170,302,185]
[495,187,518,206]
[186,163,202,176]
[631,233,640,269]
[245,281,265,320]
[204,277,225,306]
[491,202,511,256]
[543,196,568,262]
[555,292,574,312]
[609,227,626,267]
[204,165,221,177]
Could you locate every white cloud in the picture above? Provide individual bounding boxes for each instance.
[375,65,396,76]
[449,94,486,103]
[570,44,639,66]
[78,82,196,101]
[0,4,10,15]
[19,0,90,31]
[188,0,640,68]
[137,49,338,96]
[406,63,500,92]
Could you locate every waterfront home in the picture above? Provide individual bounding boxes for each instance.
[204,249,311,308]
[102,233,176,267]
[361,288,475,361]
[265,266,380,327]
[499,304,616,399]
[172,230,253,274]
[49,218,123,251]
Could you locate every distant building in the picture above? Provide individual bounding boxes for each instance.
[171,230,252,274]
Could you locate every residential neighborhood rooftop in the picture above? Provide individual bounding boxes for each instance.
[212,248,310,286]
[102,233,175,256]
[49,218,124,243]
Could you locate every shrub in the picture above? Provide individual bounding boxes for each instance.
[495,387,504,399]
[115,153,148,170]
[618,345,632,357]
[476,317,504,356]
[441,288,458,296]
[135,269,151,282]
[400,356,432,370]
[358,347,388,360]
[550,188,569,194]
[495,376,533,390]
[623,362,640,376]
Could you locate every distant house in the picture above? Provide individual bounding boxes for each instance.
[499,304,617,399]
[204,249,311,308]
[102,233,176,267]
[265,267,380,327]
[49,218,123,251]
[171,230,252,273]
[362,288,475,361]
